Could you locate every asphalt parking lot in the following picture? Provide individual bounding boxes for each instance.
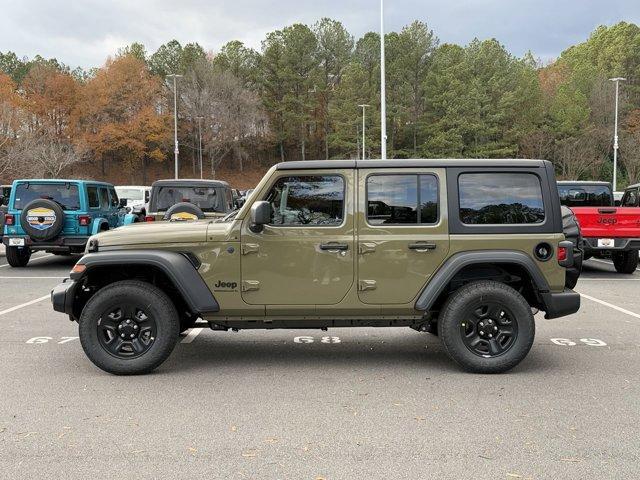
[0,250,639,479]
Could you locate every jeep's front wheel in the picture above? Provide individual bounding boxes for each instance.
[6,246,31,267]
[79,280,180,375]
[438,281,535,374]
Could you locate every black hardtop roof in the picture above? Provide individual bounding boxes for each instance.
[275,159,550,170]
[557,180,612,186]
[151,179,229,188]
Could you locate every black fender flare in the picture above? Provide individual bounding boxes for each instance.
[72,250,219,315]
[414,250,551,311]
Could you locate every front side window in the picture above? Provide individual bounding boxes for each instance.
[109,188,119,208]
[99,188,110,209]
[265,175,344,226]
[116,188,144,201]
[87,187,100,208]
[367,174,438,225]
[459,173,545,225]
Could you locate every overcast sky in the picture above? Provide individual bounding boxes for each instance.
[1,0,639,69]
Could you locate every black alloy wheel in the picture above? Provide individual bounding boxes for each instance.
[97,303,157,359]
[460,302,518,358]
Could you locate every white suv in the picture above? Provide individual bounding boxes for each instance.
[115,186,151,219]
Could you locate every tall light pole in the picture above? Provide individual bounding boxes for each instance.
[167,74,183,179]
[380,0,387,160]
[358,104,370,159]
[196,116,204,179]
[610,77,626,191]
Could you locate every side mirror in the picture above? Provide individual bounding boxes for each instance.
[250,201,271,233]
[119,198,128,208]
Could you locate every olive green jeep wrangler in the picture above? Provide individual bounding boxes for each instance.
[52,160,581,375]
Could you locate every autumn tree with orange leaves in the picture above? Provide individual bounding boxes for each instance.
[75,55,171,184]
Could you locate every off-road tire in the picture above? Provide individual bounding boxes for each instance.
[79,280,180,375]
[6,246,31,267]
[612,250,638,274]
[438,281,535,374]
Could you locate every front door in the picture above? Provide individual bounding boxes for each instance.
[357,169,450,305]
[241,170,355,306]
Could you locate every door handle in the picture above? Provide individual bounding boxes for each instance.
[319,243,349,252]
[408,243,437,252]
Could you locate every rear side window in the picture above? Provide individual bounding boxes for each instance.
[459,173,545,225]
[87,187,100,208]
[558,185,612,207]
[367,174,438,225]
[13,183,80,211]
[265,175,344,226]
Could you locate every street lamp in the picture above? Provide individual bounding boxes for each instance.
[380,0,387,160]
[358,104,370,159]
[166,74,183,179]
[196,116,204,180]
[610,77,626,191]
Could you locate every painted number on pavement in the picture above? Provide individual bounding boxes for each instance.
[550,338,607,347]
[294,336,341,344]
[26,336,78,344]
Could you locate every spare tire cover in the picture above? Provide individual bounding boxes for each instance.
[561,206,583,289]
[163,202,206,221]
[20,199,65,241]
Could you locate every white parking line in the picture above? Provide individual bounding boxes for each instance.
[580,293,640,320]
[0,295,50,317]
[181,328,203,344]
[580,278,640,281]
[0,253,54,268]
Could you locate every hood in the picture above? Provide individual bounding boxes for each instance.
[92,220,233,248]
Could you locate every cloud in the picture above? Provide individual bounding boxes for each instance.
[0,0,638,69]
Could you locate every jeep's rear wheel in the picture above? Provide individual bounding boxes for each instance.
[79,280,180,375]
[438,281,535,374]
[6,246,31,267]
[612,250,638,274]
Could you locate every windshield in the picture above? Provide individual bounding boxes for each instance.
[153,186,230,213]
[116,188,144,201]
[558,184,613,207]
[14,183,80,210]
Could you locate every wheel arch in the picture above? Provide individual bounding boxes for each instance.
[70,250,219,320]
[415,250,551,313]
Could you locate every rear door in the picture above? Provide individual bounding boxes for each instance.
[357,168,450,305]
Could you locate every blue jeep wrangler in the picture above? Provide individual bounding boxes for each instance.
[3,179,137,267]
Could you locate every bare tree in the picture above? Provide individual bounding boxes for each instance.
[619,131,640,185]
[6,130,85,178]
[554,131,607,180]
[180,58,267,177]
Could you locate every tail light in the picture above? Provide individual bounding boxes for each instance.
[144,216,155,222]
[557,245,568,262]
[4,214,14,226]
[78,215,91,226]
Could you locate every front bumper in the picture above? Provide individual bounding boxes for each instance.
[583,237,640,253]
[541,289,581,319]
[3,236,88,252]
[51,279,78,318]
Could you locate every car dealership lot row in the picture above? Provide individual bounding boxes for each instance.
[0,251,639,479]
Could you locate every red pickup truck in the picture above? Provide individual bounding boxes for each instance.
[557,181,640,273]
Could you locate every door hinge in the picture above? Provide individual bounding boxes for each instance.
[242,280,260,292]
[358,242,377,255]
[358,280,377,292]
[241,243,260,255]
